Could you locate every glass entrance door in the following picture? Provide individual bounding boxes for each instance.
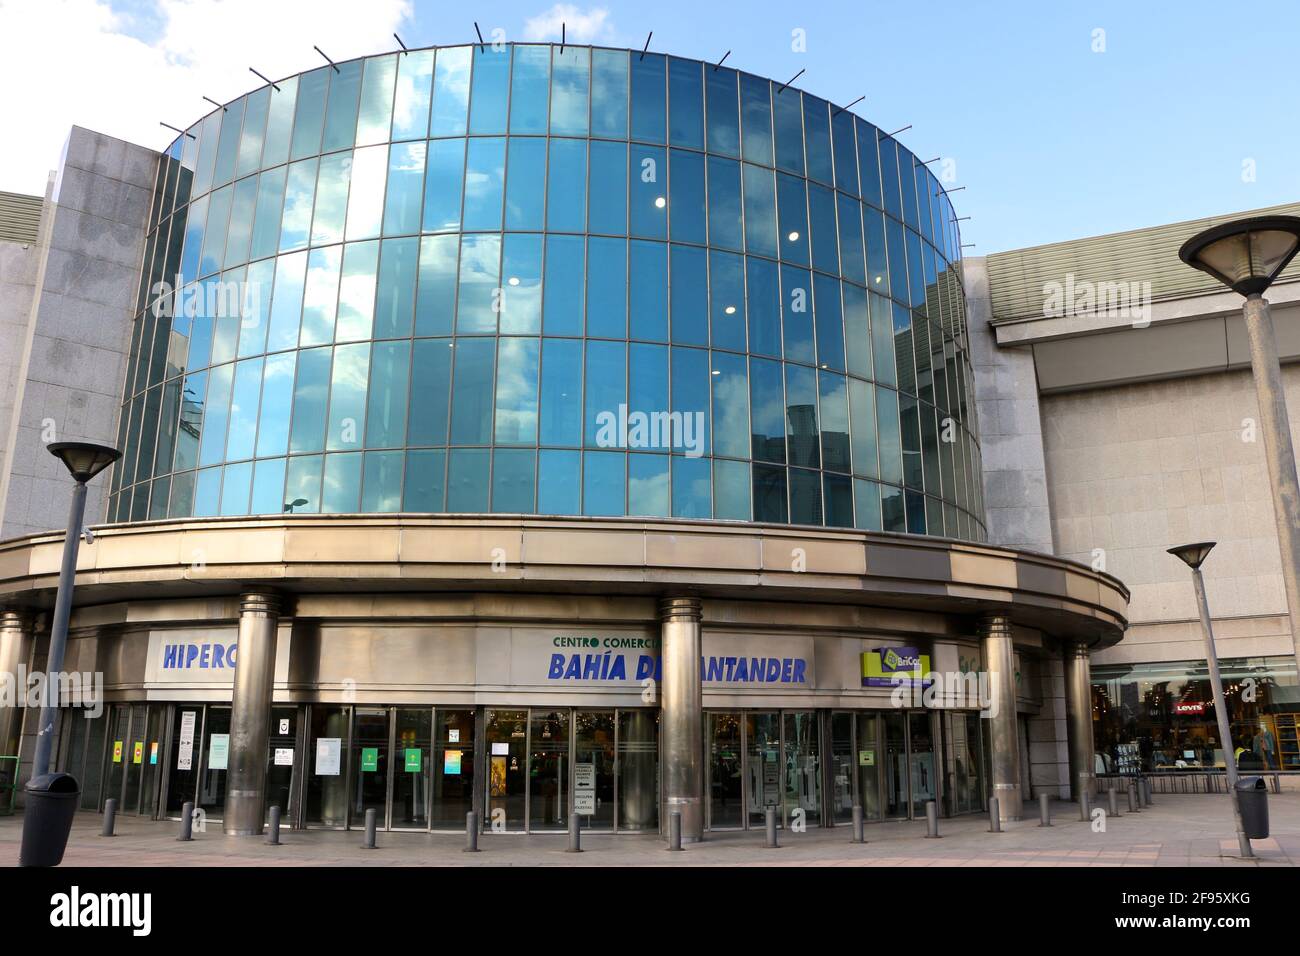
[264,706,297,823]
[197,705,230,821]
[746,712,781,826]
[391,708,431,829]
[573,710,614,830]
[884,710,908,818]
[616,709,658,831]
[855,713,882,821]
[908,712,937,817]
[432,709,475,829]
[304,705,349,827]
[103,704,130,811]
[783,711,821,826]
[707,712,743,829]
[528,710,569,831]
[164,705,203,818]
[350,708,389,828]
[485,709,527,830]
[828,713,855,824]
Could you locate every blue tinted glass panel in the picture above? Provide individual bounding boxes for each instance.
[551,46,590,136]
[875,386,902,484]
[780,265,814,364]
[407,338,452,445]
[539,338,582,446]
[256,352,296,458]
[431,46,471,136]
[711,351,748,459]
[278,159,317,253]
[671,346,709,456]
[336,240,379,342]
[366,340,411,448]
[456,234,501,333]
[493,337,539,444]
[705,67,740,157]
[746,258,780,358]
[584,340,626,446]
[492,448,536,512]
[588,140,628,235]
[266,250,307,353]
[818,370,849,472]
[249,168,286,261]
[225,358,262,462]
[789,467,822,525]
[853,478,881,530]
[326,343,369,452]
[628,453,670,517]
[669,245,707,346]
[864,207,889,295]
[856,119,883,209]
[629,144,667,239]
[583,451,625,515]
[739,73,773,166]
[211,97,245,189]
[628,342,668,434]
[803,95,833,185]
[586,237,627,338]
[823,472,852,527]
[784,363,818,468]
[300,246,341,347]
[383,142,425,236]
[285,455,323,514]
[251,458,287,514]
[321,60,362,152]
[591,49,628,138]
[713,458,750,520]
[709,250,745,352]
[742,164,777,258]
[538,449,580,513]
[505,137,546,230]
[423,138,465,233]
[776,173,808,266]
[808,184,839,274]
[772,87,804,176]
[752,463,787,522]
[629,241,667,341]
[199,185,231,278]
[848,377,877,477]
[547,138,587,232]
[836,193,866,286]
[843,284,871,379]
[449,337,496,444]
[510,45,550,134]
[469,47,510,134]
[831,109,858,196]
[878,137,902,220]
[672,456,710,518]
[667,57,703,148]
[322,452,362,512]
[462,137,505,230]
[500,233,542,334]
[375,237,418,338]
[813,273,845,370]
[706,157,742,252]
[310,152,350,246]
[392,49,434,141]
[416,235,458,336]
[290,68,329,160]
[198,362,234,466]
[668,149,705,244]
[542,235,584,335]
[630,53,665,143]
[356,55,397,146]
[361,450,403,512]
[193,467,222,517]
[403,448,446,510]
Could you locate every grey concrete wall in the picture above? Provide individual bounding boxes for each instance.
[0,128,156,540]
[964,257,1055,555]
[1025,654,1069,799]
[1041,365,1297,667]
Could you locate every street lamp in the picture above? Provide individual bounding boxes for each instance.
[1167,541,1253,858]
[283,498,308,513]
[30,442,121,780]
[1179,215,1300,673]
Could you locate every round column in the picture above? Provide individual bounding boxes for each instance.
[0,610,33,760]
[1064,641,1095,802]
[981,612,1023,822]
[660,596,703,842]
[223,589,281,835]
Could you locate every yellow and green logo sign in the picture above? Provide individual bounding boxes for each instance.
[861,646,930,687]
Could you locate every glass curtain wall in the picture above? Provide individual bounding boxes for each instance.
[115,42,984,542]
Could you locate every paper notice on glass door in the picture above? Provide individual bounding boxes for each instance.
[315,737,342,776]
[177,711,196,771]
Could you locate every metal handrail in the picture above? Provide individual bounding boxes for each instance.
[1094,769,1296,795]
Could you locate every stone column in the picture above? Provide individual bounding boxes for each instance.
[0,610,34,759]
[223,590,281,835]
[981,612,1022,822]
[659,596,703,842]
[1064,641,1095,802]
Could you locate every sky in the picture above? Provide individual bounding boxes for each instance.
[0,0,1296,252]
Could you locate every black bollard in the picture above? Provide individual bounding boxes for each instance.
[101,798,117,837]
[1039,792,1051,827]
[362,807,377,849]
[464,810,480,853]
[1107,786,1120,817]
[267,805,282,846]
[988,796,1001,833]
[925,800,940,838]
[177,801,195,842]
[667,811,682,851]
[566,812,582,853]
[764,805,778,848]
[851,804,865,844]
[1127,780,1139,813]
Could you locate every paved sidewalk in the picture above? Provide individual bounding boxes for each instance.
[3,794,1297,867]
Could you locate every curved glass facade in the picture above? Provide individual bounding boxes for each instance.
[111,43,985,540]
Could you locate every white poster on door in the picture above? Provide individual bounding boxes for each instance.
[274,748,294,767]
[208,733,229,771]
[315,737,342,776]
[177,710,197,771]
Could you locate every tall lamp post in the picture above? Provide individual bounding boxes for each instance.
[1179,216,1300,672]
[1167,541,1253,859]
[29,441,121,779]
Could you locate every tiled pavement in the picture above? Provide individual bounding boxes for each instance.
[2,793,1296,867]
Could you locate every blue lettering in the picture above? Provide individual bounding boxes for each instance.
[212,644,225,668]
[781,658,793,683]
[162,645,179,669]
[548,654,565,679]
[735,658,748,681]
[609,655,627,681]
[583,655,600,680]
[766,659,780,682]
[706,657,724,682]
[635,655,654,680]
[724,657,737,681]
[564,655,582,680]
[199,644,211,669]
[185,645,199,668]
[793,659,807,683]
[228,645,237,667]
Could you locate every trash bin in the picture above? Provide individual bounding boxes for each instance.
[19,772,81,867]
[1235,775,1269,840]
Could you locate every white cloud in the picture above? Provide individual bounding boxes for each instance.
[0,0,412,194]
[522,4,613,44]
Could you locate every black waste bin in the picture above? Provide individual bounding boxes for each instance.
[19,772,81,867]
[1235,775,1269,840]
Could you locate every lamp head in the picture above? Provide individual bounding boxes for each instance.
[46,441,121,483]
[1178,215,1300,297]
[1167,541,1216,570]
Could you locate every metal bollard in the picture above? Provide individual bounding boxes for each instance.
[1080,789,1091,822]
[988,796,1001,833]
[567,812,582,853]
[1127,781,1140,813]
[464,811,479,853]
[1142,777,1153,807]
[362,807,378,849]
[667,811,683,851]
[101,798,117,837]
[267,805,282,846]
[178,801,195,842]
[765,805,779,848]
[851,804,865,844]
[1039,792,1051,827]
[1107,786,1120,817]
[925,800,940,838]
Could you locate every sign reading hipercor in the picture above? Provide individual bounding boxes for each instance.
[546,635,809,685]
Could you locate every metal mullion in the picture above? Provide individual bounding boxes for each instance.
[523,707,532,832]
[385,706,397,830]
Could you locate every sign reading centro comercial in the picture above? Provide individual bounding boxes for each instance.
[546,635,809,685]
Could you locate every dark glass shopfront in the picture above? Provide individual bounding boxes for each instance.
[58,702,987,831]
[1092,656,1300,773]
